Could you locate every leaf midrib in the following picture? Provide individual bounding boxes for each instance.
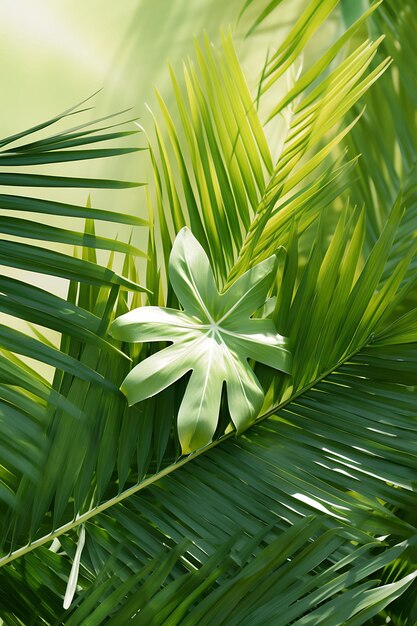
[0,335,371,568]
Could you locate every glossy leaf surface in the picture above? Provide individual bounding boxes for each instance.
[111,227,291,452]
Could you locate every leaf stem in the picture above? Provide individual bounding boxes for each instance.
[0,338,369,568]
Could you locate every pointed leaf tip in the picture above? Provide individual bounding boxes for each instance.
[63,526,86,610]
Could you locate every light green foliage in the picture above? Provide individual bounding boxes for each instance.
[1,1,417,624]
[111,227,291,453]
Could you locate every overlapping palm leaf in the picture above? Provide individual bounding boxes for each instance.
[3,515,417,625]
[1,1,417,624]
[149,13,388,287]
[2,182,416,622]
[0,100,148,530]
[343,0,417,295]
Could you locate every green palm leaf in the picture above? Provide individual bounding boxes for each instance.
[0,98,149,527]
[148,20,388,290]
[2,178,416,620]
[1,2,417,623]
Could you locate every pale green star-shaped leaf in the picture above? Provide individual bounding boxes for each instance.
[110,227,292,454]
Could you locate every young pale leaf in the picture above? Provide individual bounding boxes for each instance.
[63,525,86,610]
[110,228,291,454]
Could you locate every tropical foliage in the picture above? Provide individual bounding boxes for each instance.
[110,227,292,454]
[1,0,417,624]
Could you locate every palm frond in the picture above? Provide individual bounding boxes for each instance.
[148,22,388,290]
[2,331,417,621]
[0,98,149,525]
[1,3,417,624]
[2,180,416,619]
[344,0,417,275]
[0,97,149,373]
[3,516,416,625]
